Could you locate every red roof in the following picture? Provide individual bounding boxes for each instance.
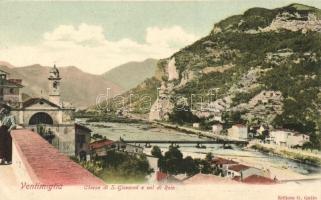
[89,139,115,150]
[242,175,276,184]
[212,157,238,165]
[228,164,250,172]
[156,171,168,182]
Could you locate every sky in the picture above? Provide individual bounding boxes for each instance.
[0,0,320,74]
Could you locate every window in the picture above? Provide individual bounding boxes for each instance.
[9,88,14,94]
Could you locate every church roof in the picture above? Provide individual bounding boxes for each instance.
[22,98,61,109]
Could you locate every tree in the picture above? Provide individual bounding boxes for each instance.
[160,147,184,175]
[151,146,162,158]
[205,152,214,162]
[168,106,199,125]
[183,156,199,176]
[200,160,213,174]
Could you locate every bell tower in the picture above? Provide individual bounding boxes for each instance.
[48,64,61,106]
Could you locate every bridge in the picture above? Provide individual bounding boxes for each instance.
[122,139,249,146]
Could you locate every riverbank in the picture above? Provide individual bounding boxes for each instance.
[249,143,321,167]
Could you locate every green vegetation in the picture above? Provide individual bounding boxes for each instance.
[95,77,161,115]
[156,146,214,176]
[86,114,145,124]
[89,4,321,149]
[151,146,162,158]
[79,151,153,183]
[168,106,200,125]
[251,144,321,166]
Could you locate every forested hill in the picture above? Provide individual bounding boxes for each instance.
[95,4,321,148]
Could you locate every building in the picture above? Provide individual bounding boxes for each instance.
[0,66,91,156]
[0,70,23,107]
[75,123,92,160]
[124,143,144,154]
[212,124,223,134]
[287,132,310,147]
[211,157,238,171]
[226,164,271,180]
[192,123,200,129]
[228,124,248,140]
[89,139,117,157]
[89,139,144,157]
[267,129,310,147]
[226,164,250,178]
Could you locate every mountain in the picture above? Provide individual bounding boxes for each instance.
[0,64,123,108]
[102,59,158,91]
[99,4,321,140]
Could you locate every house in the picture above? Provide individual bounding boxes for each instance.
[89,139,143,157]
[212,124,223,134]
[228,124,248,140]
[123,143,144,154]
[287,132,310,147]
[267,129,310,147]
[226,164,250,178]
[89,139,117,157]
[0,70,23,107]
[226,164,271,180]
[211,157,238,171]
[75,123,92,161]
[193,123,200,129]
[267,130,288,146]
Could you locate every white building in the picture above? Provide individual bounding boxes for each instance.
[228,124,248,140]
[193,123,200,129]
[267,129,310,147]
[212,124,223,134]
[226,164,271,180]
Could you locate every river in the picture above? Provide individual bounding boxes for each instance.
[81,120,321,179]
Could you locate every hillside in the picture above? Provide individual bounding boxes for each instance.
[102,59,158,91]
[97,4,321,146]
[0,64,123,108]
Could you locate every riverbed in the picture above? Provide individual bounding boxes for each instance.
[82,121,321,180]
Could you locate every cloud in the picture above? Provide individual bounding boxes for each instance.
[146,26,198,48]
[0,23,199,74]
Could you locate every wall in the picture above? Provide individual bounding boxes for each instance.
[11,129,105,186]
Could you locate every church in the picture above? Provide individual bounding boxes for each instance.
[0,65,91,157]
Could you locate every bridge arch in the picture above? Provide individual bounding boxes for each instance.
[29,112,54,125]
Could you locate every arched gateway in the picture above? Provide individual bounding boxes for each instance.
[29,112,54,125]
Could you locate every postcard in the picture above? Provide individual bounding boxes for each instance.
[0,1,320,200]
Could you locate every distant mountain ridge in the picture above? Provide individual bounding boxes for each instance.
[0,59,158,108]
[0,63,123,108]
[102,59,158,91]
